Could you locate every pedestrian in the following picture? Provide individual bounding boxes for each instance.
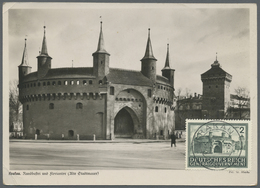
[171,133,176,147]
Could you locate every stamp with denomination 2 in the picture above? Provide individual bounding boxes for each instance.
[186,119,250,170]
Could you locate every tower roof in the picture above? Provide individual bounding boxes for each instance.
[162,44,171,70]
[37,26,52,59]
[201,54,232,82]
[211,52,220,67]
[93,21,109,55]
[39,26,49,56]
[19,38,30,67]
[141,28,157,61]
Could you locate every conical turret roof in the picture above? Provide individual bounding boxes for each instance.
[93,22,109,54]
[38,26,51,58]
[141,28,157,61]
[162,44,171,70]
[19,38,30,67]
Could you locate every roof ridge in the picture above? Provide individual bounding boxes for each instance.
[50,67,93,70]
[110,68,140,73]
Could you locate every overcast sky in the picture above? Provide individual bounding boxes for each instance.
[8,3,251,95]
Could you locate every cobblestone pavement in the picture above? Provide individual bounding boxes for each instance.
[9,140,185,170]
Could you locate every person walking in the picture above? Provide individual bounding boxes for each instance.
[171,133,176,147]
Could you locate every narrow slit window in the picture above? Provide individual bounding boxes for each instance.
[155,106,158,112]
[76,103,83,109]
[148,89,152,97]
[49,103,54,109]
[110,87,114,95]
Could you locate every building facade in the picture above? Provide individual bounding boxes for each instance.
[175,57,250,130]
[18,23,175,140]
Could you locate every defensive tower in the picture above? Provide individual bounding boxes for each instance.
[201,53,232,119]
[92,21,110,79]
[141,28,157,83]
[37,26,52,79]
[18,38,31,84]
[161,44,175,89]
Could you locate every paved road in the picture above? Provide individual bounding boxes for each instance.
[10,141,185,170]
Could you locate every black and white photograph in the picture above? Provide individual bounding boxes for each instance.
[3,3,257,186]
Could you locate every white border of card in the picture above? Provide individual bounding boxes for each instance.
[3,3,257,185]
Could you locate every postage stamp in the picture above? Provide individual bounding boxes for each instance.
[186,119,250,170]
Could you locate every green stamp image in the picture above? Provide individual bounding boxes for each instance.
[186,120,249,170]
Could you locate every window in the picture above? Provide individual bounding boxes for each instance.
[47,82,50,86]
[127,90,130,93]
[165,107,167,113]
[148,89,152,97]
[68,130,74,137]
[151,67,154,70]
[76,80,80,85]
[52,81,56,86]
[26,105,29,110]
[34,83,36,87]
[110,87,114,95]
[64,81,68,85]
[30,83,32,87]
[89,80,93,85]
[209,86,211,88]
[161,86,163,89]
[160,130,163,136]
[43,82,46,86]
[216,85,218,88]
[58,81,61,85]
[70,81,74,85]
[155,106,158,112]
[164,87,165,90]
[158,85,160,89]
[36,129,40,136]
[38,82,41,87]
[101,61,103,64]
[76,103,83,109]
[49,103,54,109]
[83,80,87,85]
[99,80,102,85]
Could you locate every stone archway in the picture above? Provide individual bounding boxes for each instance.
[213,141,222,153]
[114,107,139,138]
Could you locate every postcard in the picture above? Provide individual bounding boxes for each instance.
[3,3,257,186]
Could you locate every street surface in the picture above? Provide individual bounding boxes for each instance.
[10,140,185,170]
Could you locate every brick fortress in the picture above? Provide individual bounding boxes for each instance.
[18,22,175,140]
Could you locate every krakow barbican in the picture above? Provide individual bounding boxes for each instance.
[18,22,176,140]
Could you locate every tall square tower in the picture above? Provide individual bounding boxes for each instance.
[201,56,232,119]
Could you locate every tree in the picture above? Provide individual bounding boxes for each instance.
[226,87,250,119]
[9,80,22,132]
[176,87,182,98]
[185,88,192,98]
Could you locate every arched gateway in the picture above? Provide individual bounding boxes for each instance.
[113,89,146,139]
[114,107,138,138]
